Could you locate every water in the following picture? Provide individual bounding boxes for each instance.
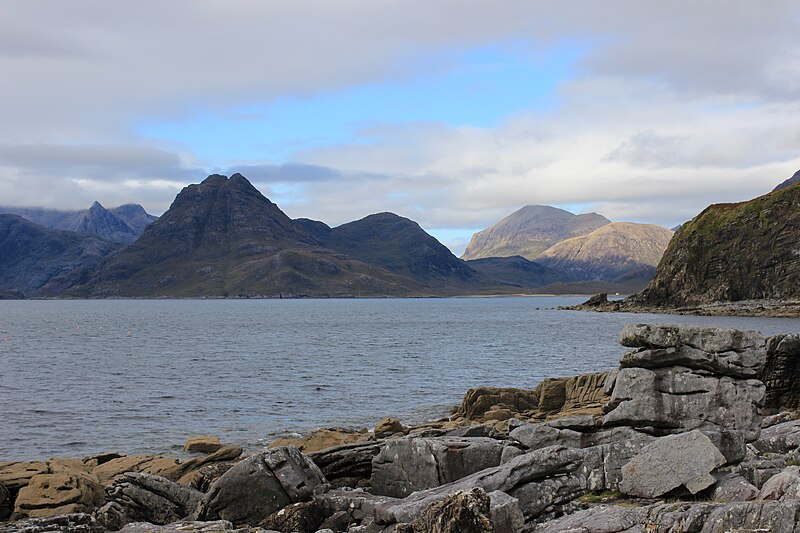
[1,297,799,461]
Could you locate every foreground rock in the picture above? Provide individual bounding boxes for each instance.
[96,474,203,531]
[5,323,800,533]
[605,324,767,463]
[196,446,327,525]
[619,430,726,497]
[14,472,105,519]
[395,487,493,533]
[371,437,506,497]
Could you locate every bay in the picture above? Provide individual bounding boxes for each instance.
[1,297,799,461]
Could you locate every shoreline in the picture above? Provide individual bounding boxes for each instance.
[566,295,800,318]
[3,323,800,532]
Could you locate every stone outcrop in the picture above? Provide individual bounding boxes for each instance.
[0,513,104,533]
[371,437,506,498]
[196,446,326,525]
[13,472,105,519]
[96,473,203,531]
[618,430,726,497]
[604,324,767,462]
[762,333,800,412]
[308,441,383,489]
[453,371,611,426]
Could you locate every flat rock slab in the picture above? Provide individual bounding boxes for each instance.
[619,430,726,498]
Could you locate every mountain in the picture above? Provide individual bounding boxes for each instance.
[461,205,610,260]
[66,201,140,243]
[0,215,119,295]
[304,212,484,289]
[632,182,800,307]
[109,204,159,235]
[535,222,674,287]
[0,203,157,243]
[774,169,800,192]
[72,173,488,298]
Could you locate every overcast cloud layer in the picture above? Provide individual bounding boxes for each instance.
[2,1,799,253]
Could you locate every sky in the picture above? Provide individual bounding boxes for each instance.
[1,1,800,255]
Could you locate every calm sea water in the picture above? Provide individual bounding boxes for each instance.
[2,297,799,461]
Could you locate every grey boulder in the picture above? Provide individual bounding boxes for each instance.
[96,473,204,531]
[196,446,327,525]
[619,430,726,498]
[758,466,800,501]
[370,437,505,498]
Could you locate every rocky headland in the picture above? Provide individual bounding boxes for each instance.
[570,179,800,317]
[3,323,800,532]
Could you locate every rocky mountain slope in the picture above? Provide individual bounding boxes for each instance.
[774,169,800,192]
[299,212,485,290]
[461,205,610,260]
[631,182,800,307]
[0,215,119,296]
[72,174,492,298]
[536,222,674,284]
[0,202,157,243]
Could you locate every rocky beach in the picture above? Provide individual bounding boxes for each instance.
[4,322,800,532]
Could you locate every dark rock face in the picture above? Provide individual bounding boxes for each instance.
[308,441,383,489]
[632,182,800,307]
[371,437,506,498]
[196,446,326,526]
[69,202,139,244]
[761,334,800,412]
[0,214,119,295]
[465,256,567,289]
[259,500,326,533]
[461,205,610,260]
[96,473,203,531]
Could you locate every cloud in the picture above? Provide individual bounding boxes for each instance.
[1,1,800,248]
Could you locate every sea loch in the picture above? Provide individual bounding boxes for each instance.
[2,297,799,462]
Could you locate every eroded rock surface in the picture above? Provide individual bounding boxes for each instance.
[197,446,326,525]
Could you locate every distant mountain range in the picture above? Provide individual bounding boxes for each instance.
[67,174,491,298]
[461,205,611,260]
[461,206,674,293]
[774,169,800,192]
[0,173,685,298]
[0,202,157,243]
